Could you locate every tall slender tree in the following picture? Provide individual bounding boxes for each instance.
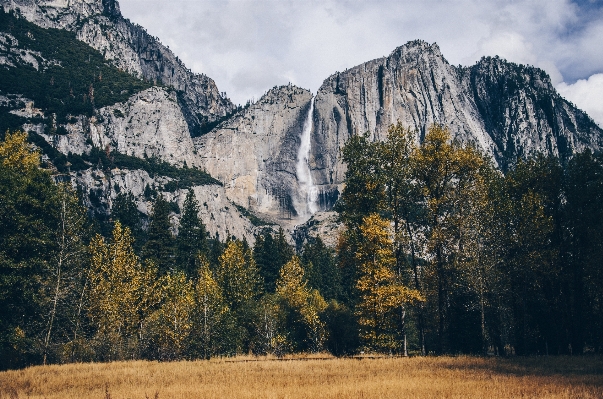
[142,195,176,274]
[176,189,208,277]
[88,222,160,361]
[354,214,421,353]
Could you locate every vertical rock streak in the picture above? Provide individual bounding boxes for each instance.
[296,96,318,218]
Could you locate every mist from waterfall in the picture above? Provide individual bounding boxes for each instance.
[296,96,318,219]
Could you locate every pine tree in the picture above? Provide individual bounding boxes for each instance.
[111,192,144,248]
[254,229,294,293]
[301,236,341,301]
[0,131,78,368]
[142,195,176,274]
[564,151,603,354]
[176,189,208,277]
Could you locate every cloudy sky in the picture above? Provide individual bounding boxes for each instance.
[119,0,603,126]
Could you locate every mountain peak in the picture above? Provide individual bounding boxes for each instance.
[390,40,443,59]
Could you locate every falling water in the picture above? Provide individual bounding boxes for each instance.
[296,96,318,218]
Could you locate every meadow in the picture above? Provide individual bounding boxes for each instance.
[1,355,602,399]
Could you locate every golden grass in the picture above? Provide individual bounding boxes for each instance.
[1,355,602,399]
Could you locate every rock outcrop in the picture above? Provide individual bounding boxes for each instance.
[74,167,259,243]
[42,87,202,167]
[4,2,603,245]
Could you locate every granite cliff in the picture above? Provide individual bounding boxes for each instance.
[310,40,603,201]
[2,1,603,244]
[194,85,314,226]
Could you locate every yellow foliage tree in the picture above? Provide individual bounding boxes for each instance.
[276,256,327,352]
[355,214,421,352]
[0,130,40,172]
[216,240,261,310]
[412,125,486,354]
[146,271,195,360]
[193,255,228,359]
[88,222,159,360]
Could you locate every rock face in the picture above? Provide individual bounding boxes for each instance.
[94,87,202,167]
[1,0,234,130]
[194,85,314,224]
[311,40,603,198]
[75,167,259,243]
[35,87,201,167]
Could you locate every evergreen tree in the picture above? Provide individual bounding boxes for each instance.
[254,228,294,292]
[111,192,145,248]
[142,195,176,274]
[0,131,88,368]
[564,151,603,353]
[176,189,208,277]
[301,236,341,301]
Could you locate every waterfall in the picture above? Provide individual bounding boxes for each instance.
[296,96,318,218]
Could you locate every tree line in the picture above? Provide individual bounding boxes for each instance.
[337,123,603,357]
[1,123,603,370]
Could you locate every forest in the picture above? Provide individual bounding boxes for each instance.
[1,122,602,371]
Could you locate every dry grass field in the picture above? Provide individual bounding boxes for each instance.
[1,355,602,399]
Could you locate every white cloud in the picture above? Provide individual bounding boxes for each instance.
[118,0,603,112]
[557,74,603,128]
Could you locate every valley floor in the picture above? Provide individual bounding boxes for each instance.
[1,355,602,399]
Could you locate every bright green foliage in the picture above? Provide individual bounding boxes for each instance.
[176,189,208,277]
[354,214,421,352]
[142,195,176,275]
